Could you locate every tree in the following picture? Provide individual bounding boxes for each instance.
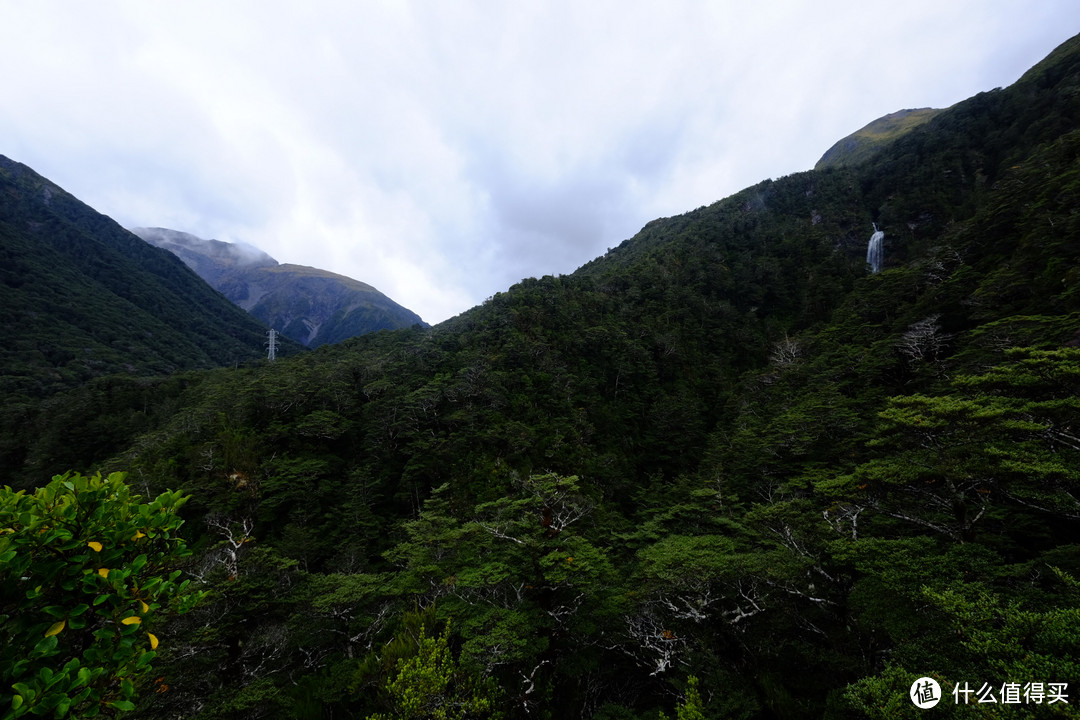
[384,473,618,714]
[0,471,204,718]
[818,348,1080,543]
[658,675,706,720]
[366,622,502,720]
[843,569,1080,719]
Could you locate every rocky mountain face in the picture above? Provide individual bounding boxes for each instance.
[132,227,426,347]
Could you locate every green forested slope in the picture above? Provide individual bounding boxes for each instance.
[4,32,1080,720]
[0,157,304,478]
[0,157,279,398]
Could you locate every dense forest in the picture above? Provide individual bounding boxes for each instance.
[3,32,1080,720]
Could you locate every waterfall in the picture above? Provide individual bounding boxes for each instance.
[867,223,884,273]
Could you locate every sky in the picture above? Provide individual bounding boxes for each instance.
[1,2,1077,324]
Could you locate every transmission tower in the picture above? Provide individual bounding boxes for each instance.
[266,329,278,361]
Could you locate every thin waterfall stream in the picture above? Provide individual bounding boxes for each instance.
[867,223,884,273]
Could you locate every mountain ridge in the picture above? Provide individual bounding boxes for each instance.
[0,157,278,400]
[132,227,426,347]
[3,31,1080,720]
[813,107,944,169]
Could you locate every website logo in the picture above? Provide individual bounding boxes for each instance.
[911,677,942,709]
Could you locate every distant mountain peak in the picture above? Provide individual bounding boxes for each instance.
[131,227,277,269]
[131,227,426,346]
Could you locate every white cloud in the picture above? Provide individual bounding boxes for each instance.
[0,0,1075,323]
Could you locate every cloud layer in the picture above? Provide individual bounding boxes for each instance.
[1,1,1075,322]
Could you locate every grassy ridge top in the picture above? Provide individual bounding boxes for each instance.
[814,107,943,169]
[266,263,381,293]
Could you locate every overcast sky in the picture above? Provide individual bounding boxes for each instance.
[1,2,1076,324]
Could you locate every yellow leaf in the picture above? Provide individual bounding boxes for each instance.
[131,531,145,541]
[87,541,103,552]
[148,632,159,650]
[45,620,66,637]
[140,600,149,614]
[121,616,141,625]
[98,568,110,578]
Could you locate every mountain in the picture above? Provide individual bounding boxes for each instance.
[0,156,280,403]
[814,107,943,169]
[5,32,1080,720]
[0,156,303,480]
[132,227,427,347]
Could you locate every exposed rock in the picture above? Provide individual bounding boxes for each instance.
[132,227,426,347]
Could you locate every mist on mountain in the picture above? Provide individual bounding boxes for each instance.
[132,226,427,347]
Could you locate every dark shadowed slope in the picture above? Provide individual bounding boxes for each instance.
[0,156,278,401]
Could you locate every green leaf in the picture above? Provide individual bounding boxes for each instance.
[71,666,91,688]
[32,634,59,656]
